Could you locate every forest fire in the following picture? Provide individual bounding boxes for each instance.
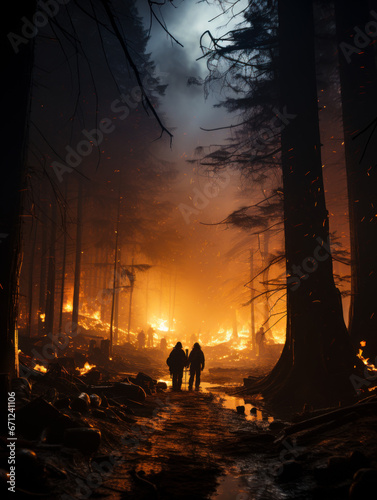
[78,362,96,376]
[33,363,48,373]
[150,318,171,332]
[63,301,73,313]
[4,0,377,498]
[357,341,377,372]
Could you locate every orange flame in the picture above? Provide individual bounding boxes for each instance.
[63,301,73,313]
[78,362,96,376]
[357,341,377,372]
[33,364,48,373]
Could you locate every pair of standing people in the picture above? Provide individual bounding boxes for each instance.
[166,342,205,391]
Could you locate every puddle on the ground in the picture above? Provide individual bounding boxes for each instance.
[211,468,290,500]
[212,474,248,500]
[158,379,274,423]
[155,379,290,500]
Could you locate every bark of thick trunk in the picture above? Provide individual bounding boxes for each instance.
[72,181,83,331]
[0,0,37,432]
[262,232,270,333]
[27,219,38,338]
[38,206,48,334]
[249,0,358,407]
[334,0,377,361]
[58,197,68,335]
[45,200,57,340]
[250,250,256,351]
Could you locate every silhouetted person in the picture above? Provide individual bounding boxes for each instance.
[160,337,167,352]
[166,342,187,391]
[187,342,205,391]
[256,327,265,357]
[147,326,154,348]
[137,330,146,350]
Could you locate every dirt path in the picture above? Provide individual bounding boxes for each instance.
[118,390,238,500]
[56,388,377,500]
[56,388,280,500]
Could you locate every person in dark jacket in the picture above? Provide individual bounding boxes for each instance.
[187,342,205,390]
[166,342,187,391]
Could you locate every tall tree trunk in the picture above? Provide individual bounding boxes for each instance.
[250,249,256,351]
[101,248,109,323]
[127,258,135,343]
[0,0,36,432]
[45,200,57,341]
[27,219,38,338]
[145,270,149,325]
[250,0,358,407]
[72,180,83,331]
[334,0,377,361]
[262,232,270,332]
[58,196,68,335]
[114,246,121,346]
[110,190,121,353]
[38,206,48,334]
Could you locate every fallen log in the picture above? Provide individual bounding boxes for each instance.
[89,382,146,403]
[281,412,360,446]
[281,401,377,439]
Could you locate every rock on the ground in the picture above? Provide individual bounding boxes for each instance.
[63,427,101,454]
[349,468,377,499]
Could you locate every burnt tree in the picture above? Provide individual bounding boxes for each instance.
[252,0,358,406]
[334,0,377,361]
[0,1,37,391]
[201,0,363,407]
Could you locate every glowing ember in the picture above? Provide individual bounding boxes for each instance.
[357,341,377,372]
[33,363,48,373]
[39,313,45,322]
[78,362,96,376]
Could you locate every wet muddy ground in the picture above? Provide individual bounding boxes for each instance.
[37,381,377,500]
[51,384,305,500]
[50,385,272,499]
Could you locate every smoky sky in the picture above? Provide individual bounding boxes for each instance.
[136,0,248,158]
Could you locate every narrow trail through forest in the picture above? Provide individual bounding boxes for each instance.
[99,388,296,500]
[119,390,236,499]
